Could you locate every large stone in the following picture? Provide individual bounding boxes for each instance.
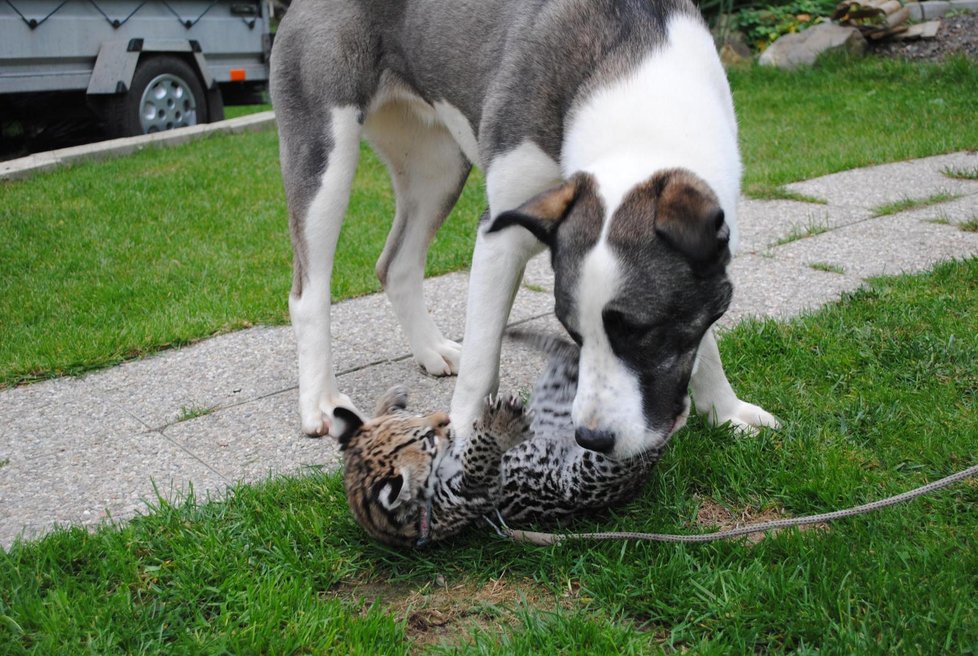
[894,19,942,40]
[759,23,867,69]
[720,41,752,67]
[906,0,978,20]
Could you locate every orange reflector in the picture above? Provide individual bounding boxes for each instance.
[230,68,247,81]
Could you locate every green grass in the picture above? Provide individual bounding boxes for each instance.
[0,134,485,385]
[3,258,978,653]
[943,165,978,181]
[223,104,273,119]
[771,220,829,246]
[960,219,978,233]
[871,192,962,218]
[744,186,827,204]
[731,54,978,196]
[809,262,845,274]
[3,55,978,386]
[176,405,215,422]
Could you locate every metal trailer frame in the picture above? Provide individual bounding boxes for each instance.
[1,0,272,133]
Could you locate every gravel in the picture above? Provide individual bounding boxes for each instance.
[869,10,978,61]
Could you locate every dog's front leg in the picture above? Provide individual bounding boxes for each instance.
[690,328,780,434]
[450,220,541,435]
[451,143,560,439]
[282,107,363,436]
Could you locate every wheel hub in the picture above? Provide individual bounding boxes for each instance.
[139,73,198,133]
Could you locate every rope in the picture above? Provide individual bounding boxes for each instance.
[5,0,69,29]
[486,463,978,546]
[86,0,148,29]
[5,0,218,30]
[160,0,219,28]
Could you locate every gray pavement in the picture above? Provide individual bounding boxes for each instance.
[2,150,977,547]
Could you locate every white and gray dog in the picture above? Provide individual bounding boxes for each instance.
[270,0,779,458]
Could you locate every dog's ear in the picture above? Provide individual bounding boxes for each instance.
[653,173,731,267]
[486,174,585,246]
[333,407,365,450]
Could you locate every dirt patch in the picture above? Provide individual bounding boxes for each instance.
[695,497,828,544]
[870,10,978,61]
[333,574,573,652]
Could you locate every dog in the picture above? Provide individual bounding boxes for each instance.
[270,0,779,459]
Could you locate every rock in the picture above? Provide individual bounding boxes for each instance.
[869,10,978,60]
[711,17,753,67]
[879,0,903,14]
[759,23,868,69]
[720,42,751,67]
[919,19,941,39]
[894,19,942,40]
[885,6,911,28]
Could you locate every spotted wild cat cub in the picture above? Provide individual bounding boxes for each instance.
[334,334,669,547]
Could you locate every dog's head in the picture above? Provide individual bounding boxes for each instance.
[489,169,733,459]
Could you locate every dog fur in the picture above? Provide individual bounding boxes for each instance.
[270,0,778,457]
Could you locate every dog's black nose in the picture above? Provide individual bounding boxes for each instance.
[575,427,615,453]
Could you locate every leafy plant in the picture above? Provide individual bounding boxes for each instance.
[731,0,839,50]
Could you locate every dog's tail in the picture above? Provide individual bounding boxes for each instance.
[506,328,578,359]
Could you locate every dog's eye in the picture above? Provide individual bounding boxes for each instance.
[603,309,655,339]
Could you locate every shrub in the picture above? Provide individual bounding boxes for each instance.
[698,0,841,51]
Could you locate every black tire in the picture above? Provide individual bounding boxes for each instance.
[101,55,210,138]
[207,85,225,123]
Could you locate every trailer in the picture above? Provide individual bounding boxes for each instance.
[0,0,272,140]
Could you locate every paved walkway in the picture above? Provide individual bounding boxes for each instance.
[2,151,978,547]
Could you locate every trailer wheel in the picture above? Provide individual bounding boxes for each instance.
[102,56,212,138]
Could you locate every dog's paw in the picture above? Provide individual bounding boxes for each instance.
[414,338,461,377]
[301,392,359,438]
[476,394,533,450]
[712,401,780,436]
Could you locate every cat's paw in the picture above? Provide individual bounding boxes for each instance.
[476,394,533,451]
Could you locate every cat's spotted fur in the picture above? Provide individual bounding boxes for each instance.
[336,334,669,547]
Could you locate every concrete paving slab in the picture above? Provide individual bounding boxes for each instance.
[90,325,297,430]
[159,322,561,490]
[770,211,978,280]
[724,254,863,324]
[785,152,978,209]
[331,316,562,419]
[0,377,150,462]
[737,199,872,254]
[906,0,978,19]
[162,389,339,483]
[83,253,555,430]
[0,429,224,547]
[885,193,978,226]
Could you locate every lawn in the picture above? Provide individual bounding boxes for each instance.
[2,54,978,386]
[2,258,977,653]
